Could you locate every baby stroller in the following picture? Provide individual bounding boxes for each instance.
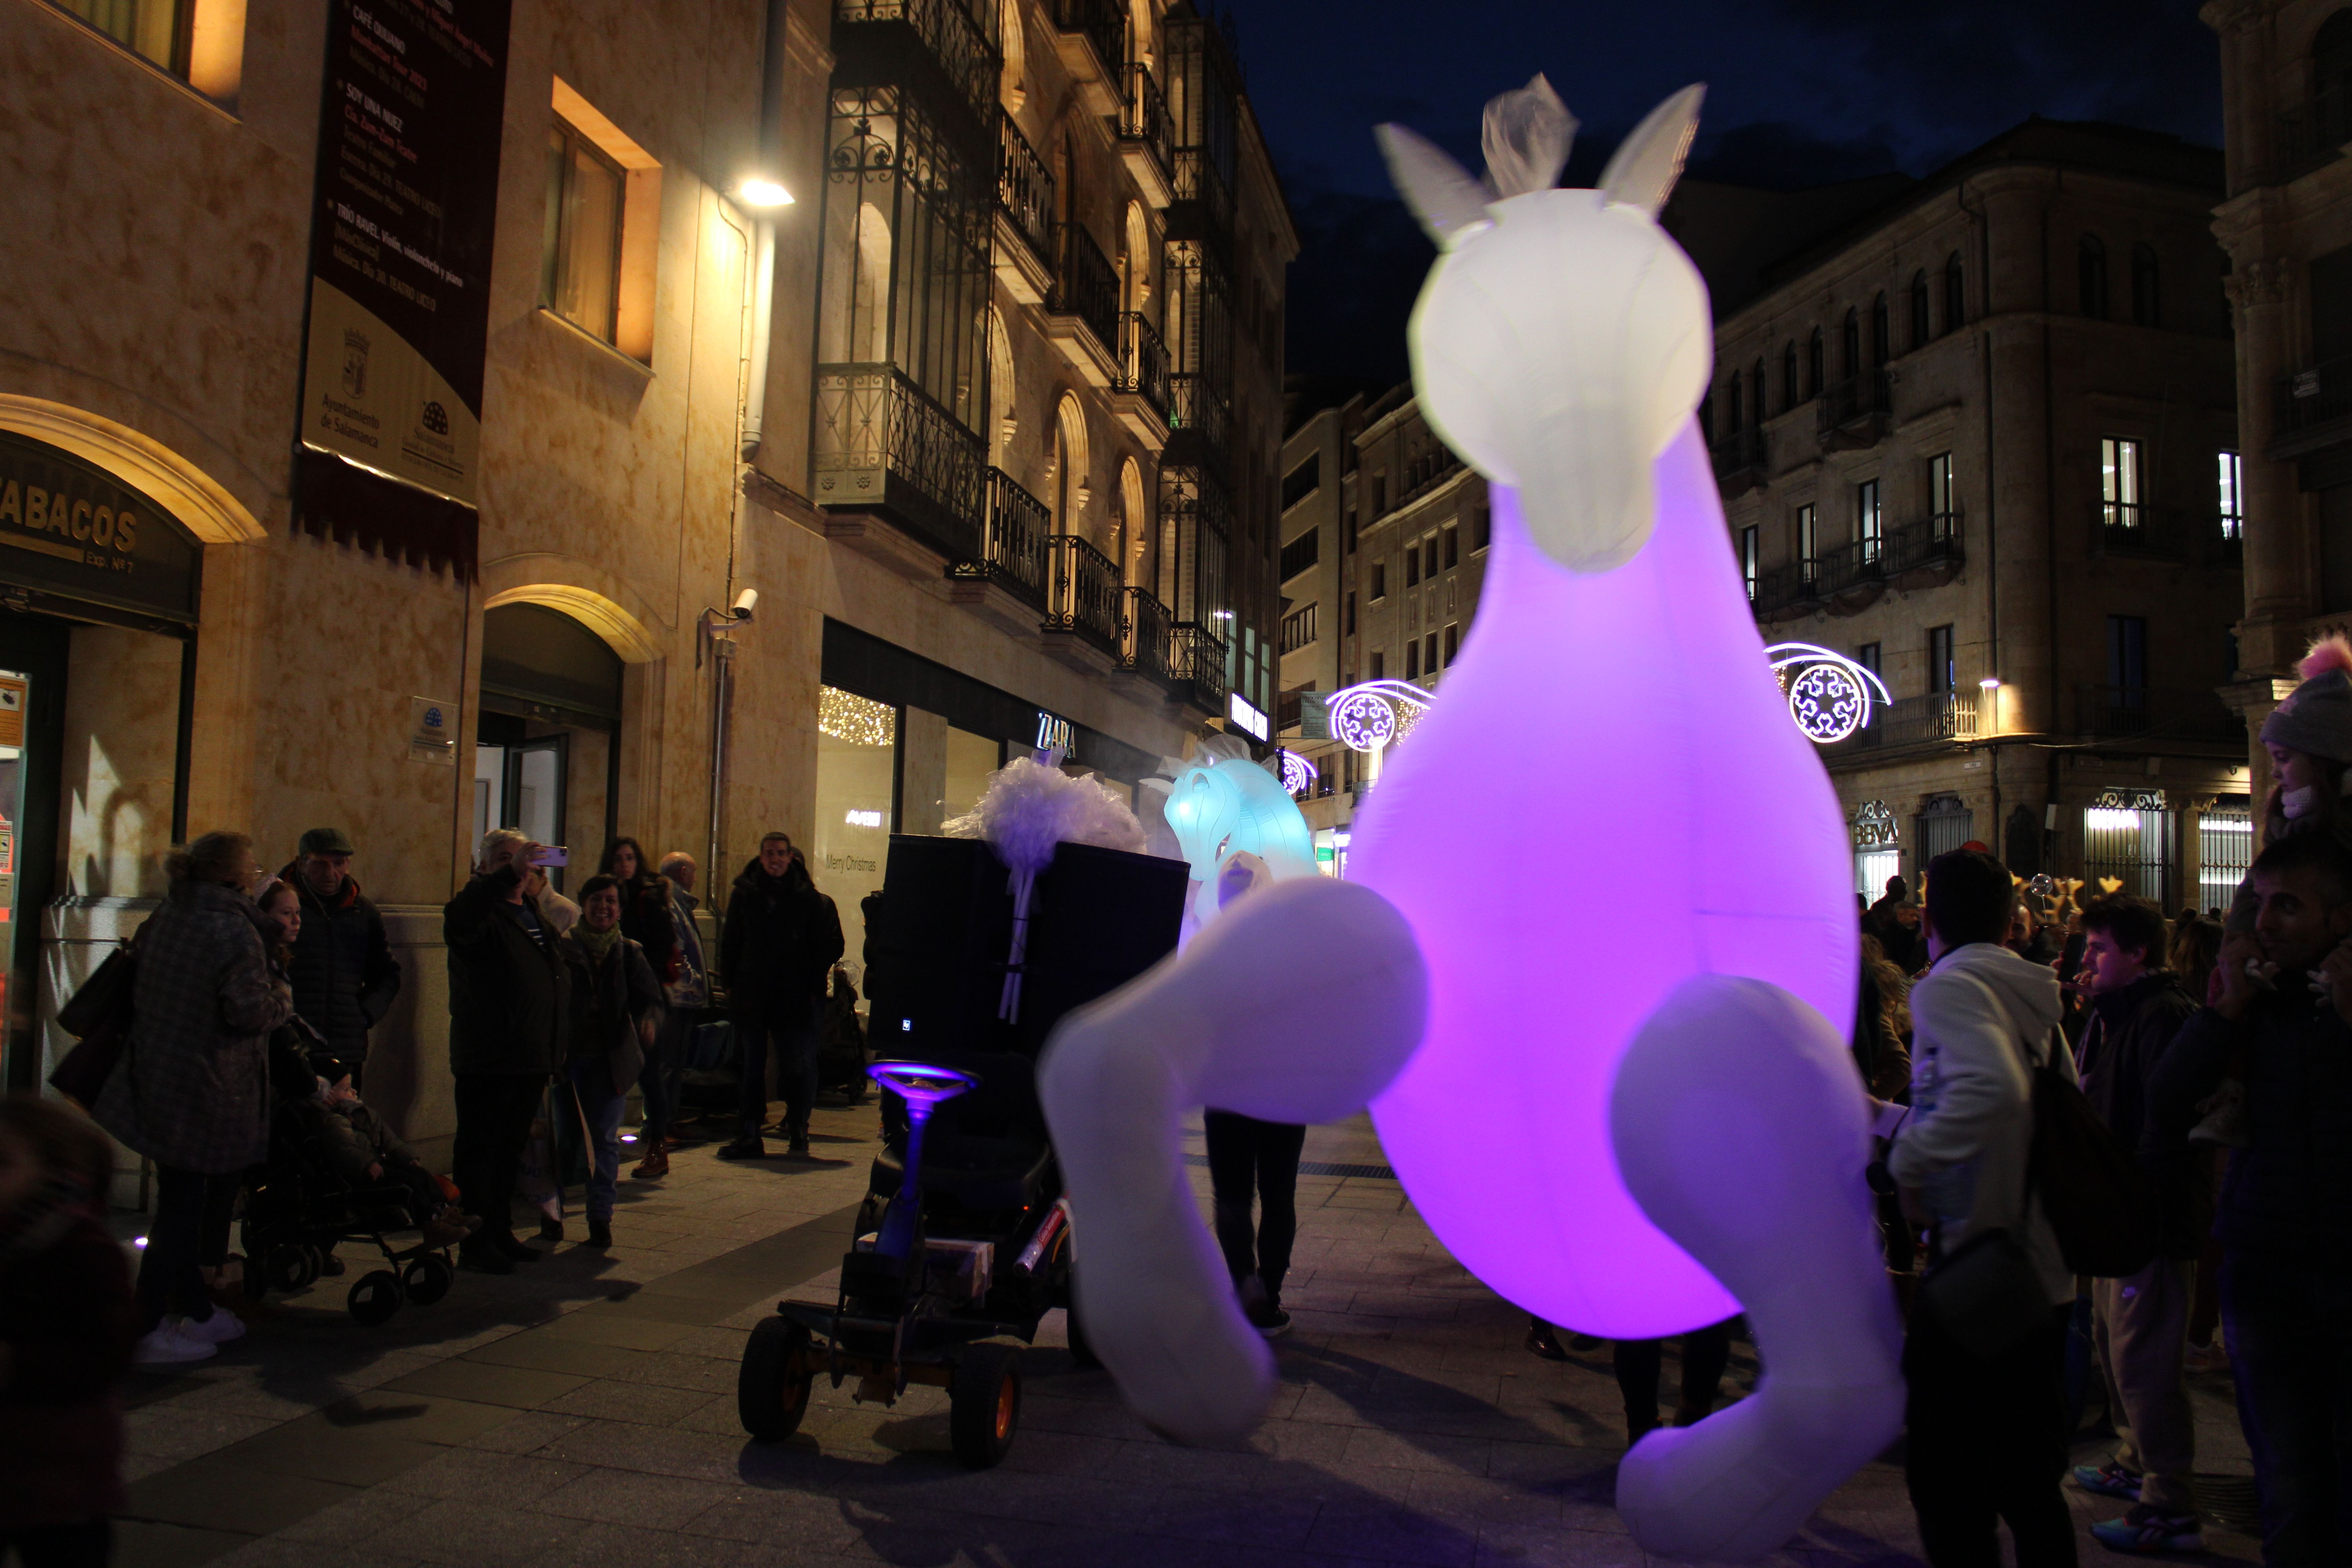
[737,834,1187,1466]
[238,1099,456,1325]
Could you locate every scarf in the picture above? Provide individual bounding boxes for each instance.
[573,924,622,964]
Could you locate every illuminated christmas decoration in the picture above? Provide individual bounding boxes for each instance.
[818,685,896,747]
[1328,679,1434,752]
[1765,643,1891,747]
[1278,751,1318,795]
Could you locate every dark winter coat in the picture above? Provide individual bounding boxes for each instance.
[2076,969,2199,1255]
[277,863,402,1063]
[304,1096,417,1188]
[443,867,567,1077]
[2149,987,2352,1259]
[559,930,662,1096]
[615,874,679,986]
[0,1191,135,1528]
[720,863,843,1011]
[91,880,293,1173]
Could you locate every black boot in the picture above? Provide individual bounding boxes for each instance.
[585,1217,612,1248]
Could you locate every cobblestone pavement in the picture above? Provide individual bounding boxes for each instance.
[110,1101,2263,1568]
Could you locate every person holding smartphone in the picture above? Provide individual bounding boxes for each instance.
[443,829,569,1273]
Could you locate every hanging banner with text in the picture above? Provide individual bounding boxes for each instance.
[296,0,512,575]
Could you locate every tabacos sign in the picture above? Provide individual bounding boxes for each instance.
[0,431,202,624]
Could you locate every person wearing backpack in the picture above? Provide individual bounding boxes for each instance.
[2149,829,2352,1567]
[1887,848,2078,1568]
[2068,895,2202,1554]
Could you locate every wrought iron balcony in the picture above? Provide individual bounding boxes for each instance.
[1051,0,1127,93]
[1750,559,1821,620]
[1824,691,1980,756]
[1169,620,1229,711]
[1044,533,1125,654]
[1710,426,1768,496]
[995,113,1055,269]
[2091,501,2242,568]
[2075,685,2245,746]
[1395,448,1465,512]
[833,0,996,136]
[1167,372,1230,473]
[1049,222,1121,364]
[1118,64,1173,201]
[2274,354,2352,458]
[1170,148,1234,256]
[1749,511,1963,620]
[948,467,1050,608]
[1121,586,1177,685]
[1114,312,1170,423]
[1817,370,1893,451]
[813,363,985,561]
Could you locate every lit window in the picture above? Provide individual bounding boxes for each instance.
[2101,437,2141,527]
[1740,525,1759,600]
[1796,503,1817,583]
[50,0,188,75]
[543,120,626,343]
[2218,450,2243,540]
[1928,452,1956,534]
[1857,479,1882,562]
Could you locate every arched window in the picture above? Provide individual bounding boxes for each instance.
[1782,341,1798,407]
[1943,251,1965,335]
[1807,327,1824,397]
[1726,375,1742,432]
[2131,241,2161,327]
[1910,270,1931,348]
[986,307,1016,467]
[1751,359,1766,423]
[2079,234,2110,320]
[1053,393,1090,538]
[1871,292,1890,368]
[1120,458,1149,587]
[1841,307,1860,380]
[1123,202,1151,315]
[999,0,1026,111]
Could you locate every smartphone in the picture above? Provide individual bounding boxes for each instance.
[532,846,569,868]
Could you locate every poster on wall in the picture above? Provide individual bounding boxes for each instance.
[295,0,513,577]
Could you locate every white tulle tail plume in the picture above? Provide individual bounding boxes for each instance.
[1037,877,1429,1443]
[1608,976,1906,1562]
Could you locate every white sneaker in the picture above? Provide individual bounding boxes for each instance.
[132,1324,217,1366]
[177,1310,246,1346]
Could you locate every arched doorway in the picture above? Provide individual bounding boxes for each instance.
[476,602,624,889]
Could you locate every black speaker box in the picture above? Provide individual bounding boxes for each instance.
[863,834,1188,1061]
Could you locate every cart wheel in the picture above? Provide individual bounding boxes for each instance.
[401,1254,453,1306]
[300,1245,329,1287]
[347,1269,403,1325]
[739,1316,815,1442]
[949,1345,1022,1469]
[264,1244,312,1295]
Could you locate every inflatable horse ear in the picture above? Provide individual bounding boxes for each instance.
[1379,83,1711,575]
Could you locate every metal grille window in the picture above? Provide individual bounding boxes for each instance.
[1917,795,1974,865]
[2218,450,2244,540]
[2085,800,2172,907]
[543,120,626,343]
[2201,806,2253,911]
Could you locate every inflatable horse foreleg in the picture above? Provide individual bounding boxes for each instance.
[1037,877,1429,1443]
[1609,977,1906,1561]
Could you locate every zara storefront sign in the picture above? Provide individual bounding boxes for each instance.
[1034,710,1075,759]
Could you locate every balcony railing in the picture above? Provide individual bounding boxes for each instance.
[1115,312,1170,421]
[1826,691,1980,755]
[1170,620,1228,710]
[1045,533,1125,653]
[1118,63,1172,187]
[1122,586,1176,684]
[1171,148,1234,252]
[2092,501,2242,566]
[1710,426,1768,492]
[1817,370,1893,448]
[1749,511,1964,619]
[813,363,985,559]
[1168,372,1230,471]
[2075,685,2246,746]
[996,112,1055,266]
[949,467,1051,607]
[1396,448,1465,511]
[834,0,996,133]
[1050,222,1120,360]
[1051,0,1126,85]
[2276,354,2352,455]
[2276,80,2352,182]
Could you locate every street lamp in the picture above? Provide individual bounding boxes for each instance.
[739,177,793,207]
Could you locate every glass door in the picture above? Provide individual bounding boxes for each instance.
[470,734,568,891]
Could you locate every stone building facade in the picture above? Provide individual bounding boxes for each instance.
[2205,1,2352,788]
[1,0,1289,1167]
[1696,120,2252,909]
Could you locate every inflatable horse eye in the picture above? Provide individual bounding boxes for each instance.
[1379,80,1711,574]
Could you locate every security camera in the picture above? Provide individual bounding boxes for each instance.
[730,588,758,622]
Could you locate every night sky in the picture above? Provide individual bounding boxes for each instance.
[1237,0,2225,390]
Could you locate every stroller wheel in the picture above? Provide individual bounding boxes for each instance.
[347,1269,404,1325]
[401,1254,453,1306]
[265,1244,313,1295]
[949,1345,1022,1469]
[738,1316,815,1442]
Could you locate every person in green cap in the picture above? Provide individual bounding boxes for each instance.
[276,826,401,1090]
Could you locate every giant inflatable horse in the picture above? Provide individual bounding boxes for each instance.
[1038,78,1904,1563]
